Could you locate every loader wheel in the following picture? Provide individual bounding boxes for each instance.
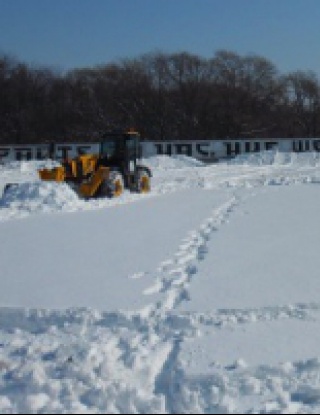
[100,172,124,198]
[137,171,151,193]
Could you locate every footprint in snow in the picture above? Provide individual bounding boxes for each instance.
[128,272,146,280]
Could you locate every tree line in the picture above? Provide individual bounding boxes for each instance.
[1,50,320,144]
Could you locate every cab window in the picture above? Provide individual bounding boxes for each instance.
[100,139,117,157]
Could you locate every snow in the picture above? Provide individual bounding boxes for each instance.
[143,154,205,169]
[0,188,232,310]
[227,149,320,167]
[1,150,320,413]
[179,184,320,310]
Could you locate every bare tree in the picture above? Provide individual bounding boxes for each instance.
[284,71,320,137]
[0,50,319,144]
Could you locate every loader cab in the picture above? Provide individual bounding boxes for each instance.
[100,131,141,163]
[98,130,142,183]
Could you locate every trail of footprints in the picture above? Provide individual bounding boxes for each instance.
[141,191,320,329]
[143,196,239,316]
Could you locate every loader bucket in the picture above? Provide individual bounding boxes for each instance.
[38,166,65,182]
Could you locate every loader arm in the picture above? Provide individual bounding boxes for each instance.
[79,166,110,198]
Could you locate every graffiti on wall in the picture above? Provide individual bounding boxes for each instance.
[153,142,217,160]
[1,139,320,163]
[0,144,99,163]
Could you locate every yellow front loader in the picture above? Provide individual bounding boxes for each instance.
[38,131,152,199]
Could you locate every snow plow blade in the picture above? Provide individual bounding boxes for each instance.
[38,166,66,182]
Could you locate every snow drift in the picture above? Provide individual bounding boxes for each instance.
[142,154,204,170]
[1,151,320,222]
[0,181,82,214]
[228,149,320,166]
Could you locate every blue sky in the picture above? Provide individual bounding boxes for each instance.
[1,0,320,74]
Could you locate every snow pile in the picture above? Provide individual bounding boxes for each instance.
[0,182,83,216]
[229,149,320,166]
[18,159,61,171]
[143,154,204,170]
[0,160,61,202]
[1,153,320,222]
[2,307,320,414]
[0,308,170,414]
[0,156,207,222]
[0,159,60,174]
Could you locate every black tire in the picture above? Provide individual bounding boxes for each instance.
[100,171,124,198]
[137,170,151,193]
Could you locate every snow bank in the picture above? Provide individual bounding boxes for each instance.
[0,156,206,221]
[0,182,83,216]
[2,152,320,222]
[229,149,320,166]
[0,308,170,414]
[0,159,60,174]
[2,306,320,414]
[0,160,62,205]
[143,154,204,170]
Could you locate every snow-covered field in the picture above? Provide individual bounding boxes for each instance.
[1,151,320,413]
